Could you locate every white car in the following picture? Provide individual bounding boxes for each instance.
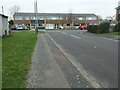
[16,24,25,30]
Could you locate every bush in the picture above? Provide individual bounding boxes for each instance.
[88,25,93,32]
[114,22,120,32]
[98,20,110,33]
[88,25,99,33]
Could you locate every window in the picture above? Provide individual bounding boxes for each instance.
[92,17,97,20]
[25,16,29,20]
[47,16,58,20]
[38,16,44,20]
[29,16,35,20]
[78,17,83,20]
[59,17,63,20]
[15,16,22,20]
[46,17,52,20]
[86,17,96,20]
[86,17,92,20]
[52,17,58,20]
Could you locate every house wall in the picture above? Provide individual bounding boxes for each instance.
[2,17,9,35]
[0,16,2,36]
[14,20,31,25]
[0,15,9,36]
[13,13,98,30]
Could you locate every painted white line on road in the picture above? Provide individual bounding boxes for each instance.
[62,32,68,35]
[103,38,118,42]
[97,37,118,42]
[70,35,81,39]
[46,33,107,88]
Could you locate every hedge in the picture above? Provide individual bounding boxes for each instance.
[99,20,110,33]
[88,25,99,33]
[113,22,120,32]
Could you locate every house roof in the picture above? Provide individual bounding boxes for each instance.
[13,12,97,17]
[116,6,120,9]
[0,14,8,18]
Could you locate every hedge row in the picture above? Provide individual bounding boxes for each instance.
[113,22,120,32]
[88,20,110,33]
[88,25,99,33]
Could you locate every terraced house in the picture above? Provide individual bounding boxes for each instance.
[13,12,99,30]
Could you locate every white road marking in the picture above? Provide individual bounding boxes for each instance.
[46,33,107,88]
[70,35,81,39]
[97,37,118,42]
[103,38,118,42]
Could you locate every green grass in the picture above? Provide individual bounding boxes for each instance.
[0,37,2,89]
[110,32,120,35]
[2,32,36,88]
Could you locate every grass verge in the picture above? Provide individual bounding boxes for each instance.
[110,32,120,35]
[0,37,2,89]
[2,32,36,88]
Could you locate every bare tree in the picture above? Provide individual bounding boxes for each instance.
[9,5,20,18]
[105,15,116,23]
[96,15,103,24]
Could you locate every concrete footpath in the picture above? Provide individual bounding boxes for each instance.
[26,33,70,88]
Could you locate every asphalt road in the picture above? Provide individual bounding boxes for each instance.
[46,30,118,88]
[27,30,118,88]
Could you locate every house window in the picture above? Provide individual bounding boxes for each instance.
[92,17,97,20]
[25,16,30,20]
[86,17,93,20]
[38,16,44,20]
[78,17,83,20]
[15,16,22,20]
[59,17,63,20]
[51,17,58,20]
[47,16,58,20]
[86,17,96,20]
[29,16,35,20]
[46,17,52,20]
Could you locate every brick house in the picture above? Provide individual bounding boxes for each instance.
[13,12,99,30]
[116,1,120,22]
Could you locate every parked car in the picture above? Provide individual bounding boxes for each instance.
[16,24,25,30]
[80,25,88,30]
[59,26,64,29]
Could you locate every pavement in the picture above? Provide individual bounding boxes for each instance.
[26,30,118,88]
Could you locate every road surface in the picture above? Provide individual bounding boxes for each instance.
[27,30,118,88]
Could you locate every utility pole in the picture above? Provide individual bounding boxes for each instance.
[34,0,38,35]
[2,6,4,15]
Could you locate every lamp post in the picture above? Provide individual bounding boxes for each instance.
[34,0,38,35]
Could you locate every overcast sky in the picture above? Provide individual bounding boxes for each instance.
[0,0,119,19]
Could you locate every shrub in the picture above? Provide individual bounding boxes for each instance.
[92,25,99,33]
[113,22,120,32]
[88,25,99,33]
[98,20,110,33]
[88,25,93,32]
